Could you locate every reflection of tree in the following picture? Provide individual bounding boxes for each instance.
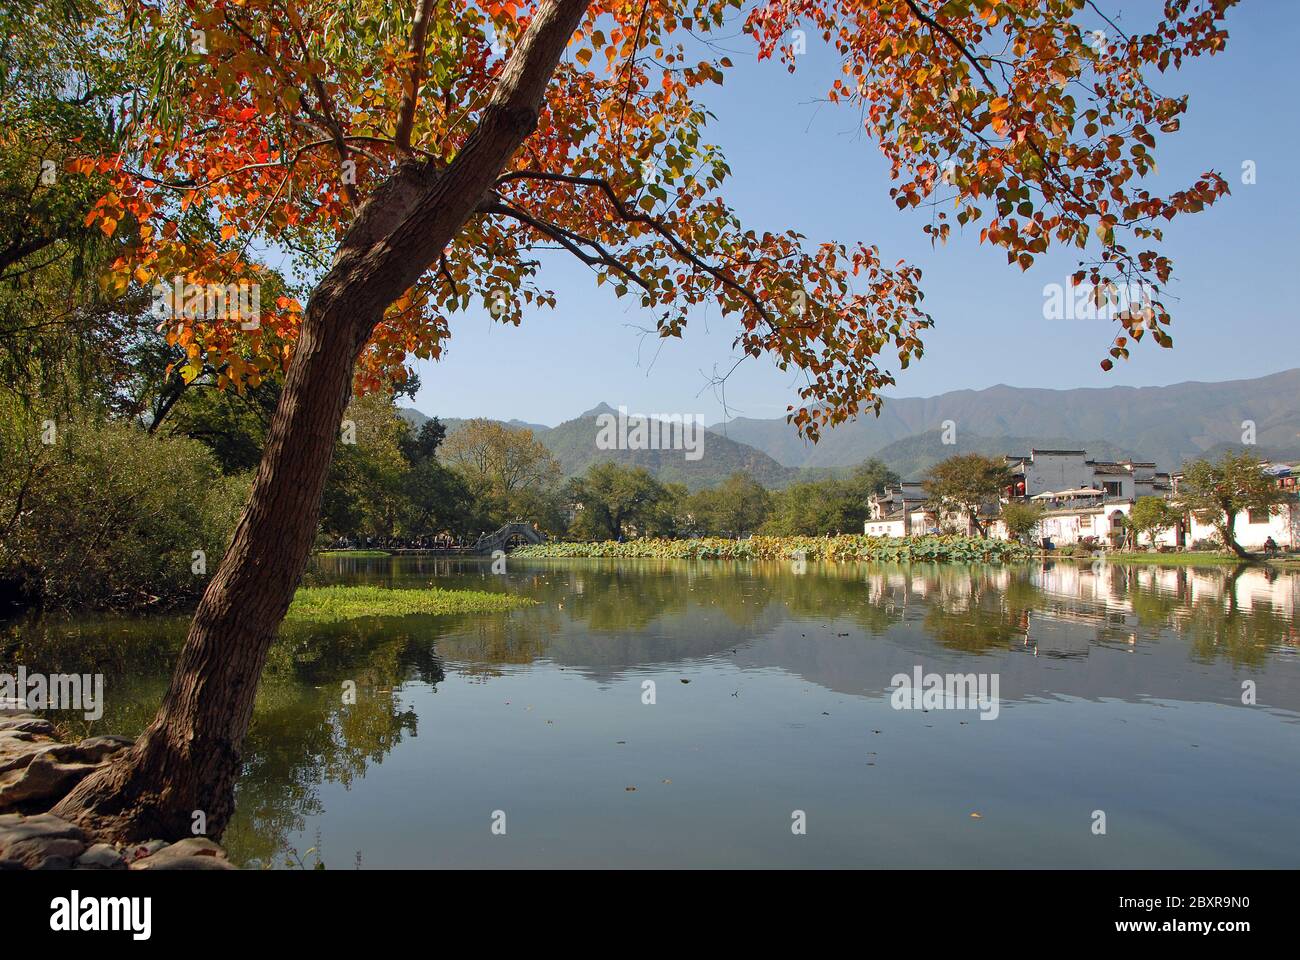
[0,615,186,740]
[220,619,450,865]
[436,610,561,676]
[562,565,691,631]
[1174,567,1297,667]
[1127,580,1183,632]
[12,556,1300,865]
[919,568,1034,653]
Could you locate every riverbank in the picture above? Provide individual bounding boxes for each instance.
[1050,551,1299,567]
[0,714,235,869]
[512,534,1033,563]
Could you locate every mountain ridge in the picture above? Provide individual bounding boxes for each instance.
[399,367,1300,484]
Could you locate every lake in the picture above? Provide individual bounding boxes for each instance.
[5,557,1299,868]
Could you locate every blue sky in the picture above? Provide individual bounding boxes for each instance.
[410,1,1298,427]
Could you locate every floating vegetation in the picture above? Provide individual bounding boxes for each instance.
[285,586,536,623]
[511,535,1033,564]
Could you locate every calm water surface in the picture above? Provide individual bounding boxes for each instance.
[6,558,1299,868]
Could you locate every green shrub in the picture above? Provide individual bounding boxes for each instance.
[1,401,249,610]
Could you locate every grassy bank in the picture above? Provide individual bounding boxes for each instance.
[1057,551,1297,567]
[317,549,392,558]
[1060,551,1241,566]
[285,585,536,623]
[512,535,1033,563]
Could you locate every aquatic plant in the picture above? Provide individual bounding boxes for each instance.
[285,585,536,623]
[511,535,1032,564]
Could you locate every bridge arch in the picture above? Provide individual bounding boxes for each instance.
[474,522,547,554]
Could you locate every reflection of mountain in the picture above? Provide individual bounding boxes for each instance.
[419,558,1300,716]
[11,556,1300,867]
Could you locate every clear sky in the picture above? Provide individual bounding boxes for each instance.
[409,1,1298,427]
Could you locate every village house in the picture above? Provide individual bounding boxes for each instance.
[1172,462,1299,551]
[865,448,1297,552]
[863,481,928,537]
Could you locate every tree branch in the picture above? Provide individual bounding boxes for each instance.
[495,169,783,330]
[319,0,593,324]
[395,0,439,151]
[487,200,652,292]
[904,0,997,94]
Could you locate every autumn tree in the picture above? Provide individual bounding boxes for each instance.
[47,0,1238,840]
[1177,453,1288,558]
[924,454,1010,536]
[439,418,562,522]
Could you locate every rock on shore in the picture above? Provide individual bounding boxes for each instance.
[0,714,234,870]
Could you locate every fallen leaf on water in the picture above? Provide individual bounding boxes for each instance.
[970,812,982,819]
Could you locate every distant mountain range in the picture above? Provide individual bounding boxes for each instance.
[398,404,800,491]
[707,368,1300,475]
[401,368,1300,487]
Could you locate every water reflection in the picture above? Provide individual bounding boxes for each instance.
[4,557,1298,867]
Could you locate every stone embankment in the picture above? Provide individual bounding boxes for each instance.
[0,714,234,870]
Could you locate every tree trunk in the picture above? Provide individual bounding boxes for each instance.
[53,0,591,843]
[1221,508,1251,560]
[53,301,374,840]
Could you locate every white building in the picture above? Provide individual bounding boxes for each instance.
[866,450,1295,552]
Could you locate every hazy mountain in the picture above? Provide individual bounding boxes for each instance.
[397,369,1300,488]
[869,431,1143,480]
[399,403,797,490]
[709,368,1300,473]
[537,407,796,491]
[397,407,551,436]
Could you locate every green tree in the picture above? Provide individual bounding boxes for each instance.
[763,477,862,536]
[1000,501,1044,545]
[568,462,669,540]
[398,418,446,465]
[923,455,1010,537]
[0,394,247,609]
[1128,496,1180,550]
[842,459,900,502]
[686,473,771,536]
[1177,453,1290,559]
[439,418,561,526]
[319,393,409,541]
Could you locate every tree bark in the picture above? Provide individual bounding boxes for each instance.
[1221,508,1252,560]
[53,0,591,843]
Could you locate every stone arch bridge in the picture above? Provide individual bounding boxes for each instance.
[471,522,546,554]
